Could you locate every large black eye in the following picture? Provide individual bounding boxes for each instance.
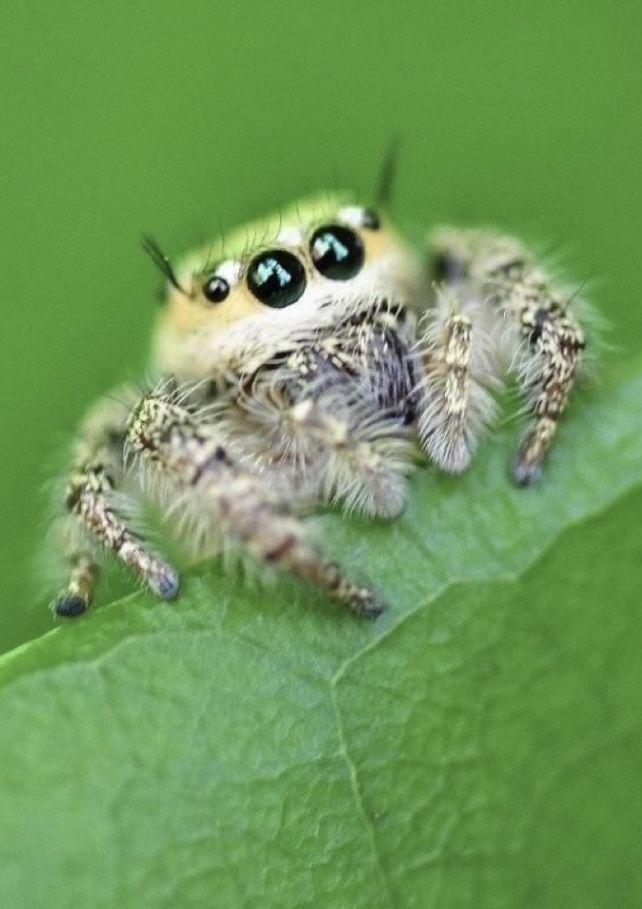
[203,275,229,303]
[247,250,306,308]
[310,224,364,280]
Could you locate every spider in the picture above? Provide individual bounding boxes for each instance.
[50,191,589,619]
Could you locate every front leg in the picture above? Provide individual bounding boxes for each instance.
[280,394,413,518]
[125,388,383,618]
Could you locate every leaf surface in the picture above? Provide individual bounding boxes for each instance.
[1,368,641,908]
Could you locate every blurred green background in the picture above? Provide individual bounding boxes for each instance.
[1,0,641,654]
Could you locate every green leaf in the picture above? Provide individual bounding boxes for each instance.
[1,368,641,908]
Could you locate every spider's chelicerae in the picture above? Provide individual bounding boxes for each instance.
[51,193,591,619]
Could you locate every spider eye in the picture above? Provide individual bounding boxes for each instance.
[247,250,306,308]
[203,275,229,303]
[361,208,380,230]
[310,224,364,280]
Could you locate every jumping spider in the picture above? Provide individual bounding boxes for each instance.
[51,194,589,619]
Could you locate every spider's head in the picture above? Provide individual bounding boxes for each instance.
[149,194,422,381]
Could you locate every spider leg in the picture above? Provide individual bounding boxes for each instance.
[52,390,179,617]
[280,392,413,518]
[415,288,499,472]
[509,297,586,484]
[125,388,383,618]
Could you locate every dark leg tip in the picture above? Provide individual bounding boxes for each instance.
[353,593,385,620]
[512,456,541,488]
[52,594,88,618]
[149,566,180,600]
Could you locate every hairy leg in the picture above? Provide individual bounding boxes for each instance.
[125,387,383,617]
[52,390,178,617]
[280,393,414,518]
[415,288,499,472]
[226,357,415,518]
[429,228,587,484]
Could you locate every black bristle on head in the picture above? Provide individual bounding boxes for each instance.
[375,136,401,209]
[141,234,187,296]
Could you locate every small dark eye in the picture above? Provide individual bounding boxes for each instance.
[430,252,465,283]
[203,275,229,303]
[247,250,306,308]
[310,224,364,280]
[361,208,380,230]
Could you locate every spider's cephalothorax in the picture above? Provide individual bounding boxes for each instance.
[51,194,589,618]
